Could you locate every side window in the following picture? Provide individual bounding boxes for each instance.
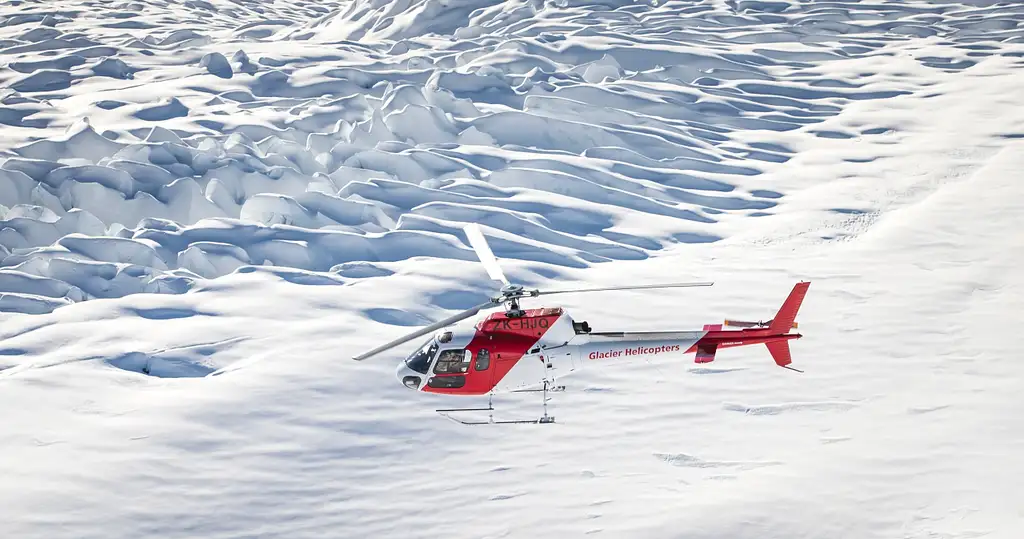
[433,349,471,374]
[475,349,490,371]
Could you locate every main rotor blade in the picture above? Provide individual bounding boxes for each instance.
[464,223,509,285]
[351,300,497,361]
[534,281,714,296]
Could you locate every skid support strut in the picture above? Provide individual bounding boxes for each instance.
[436,376,563,425]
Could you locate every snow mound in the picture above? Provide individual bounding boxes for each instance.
[1,0,1023,317]
[290,0,509,42]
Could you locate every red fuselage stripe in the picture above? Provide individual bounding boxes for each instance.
[420,308,560,395]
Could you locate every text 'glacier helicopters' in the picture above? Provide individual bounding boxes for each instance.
[353,224,810,425]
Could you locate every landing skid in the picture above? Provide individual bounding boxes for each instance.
[438,411,555,425]
[436,380,561,425]
[511,385,566,393]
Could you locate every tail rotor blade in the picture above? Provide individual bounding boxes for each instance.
[351,300,497,361]
[464,223,509,285]
[534,281,713,297]
[723,319,768,328]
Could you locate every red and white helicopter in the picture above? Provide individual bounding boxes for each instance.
[353,224,810,424]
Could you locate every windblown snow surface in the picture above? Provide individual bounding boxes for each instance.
[2,0,1023,537]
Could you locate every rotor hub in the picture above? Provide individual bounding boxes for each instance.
[500,284,524,296]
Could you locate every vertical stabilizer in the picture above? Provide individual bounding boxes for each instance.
[695,343,718,364]
[769,282,809,333]
[766,340,792,367]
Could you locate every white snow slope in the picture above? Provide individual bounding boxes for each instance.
[2,0,1023,537]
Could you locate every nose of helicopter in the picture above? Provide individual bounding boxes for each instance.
[396,362,423,390]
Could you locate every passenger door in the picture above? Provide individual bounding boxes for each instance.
[471,347,494,392]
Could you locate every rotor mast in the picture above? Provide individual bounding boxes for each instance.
[499,284,527,317]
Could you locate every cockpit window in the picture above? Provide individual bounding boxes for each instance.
[404,339,438,375]
[433,349,470,374]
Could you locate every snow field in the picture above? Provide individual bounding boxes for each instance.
[1,0,1024,538]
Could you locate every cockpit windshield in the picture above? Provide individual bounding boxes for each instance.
[404,339,438,375]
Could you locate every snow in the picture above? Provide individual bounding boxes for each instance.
[2,0,1023,537]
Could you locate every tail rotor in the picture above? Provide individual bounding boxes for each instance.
[723,319,798,329]
[719,282,809,371]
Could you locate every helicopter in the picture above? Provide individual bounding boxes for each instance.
[353,223,810,425]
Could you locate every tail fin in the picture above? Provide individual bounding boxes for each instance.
[766,340,792,367]
[769,281,809,333]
